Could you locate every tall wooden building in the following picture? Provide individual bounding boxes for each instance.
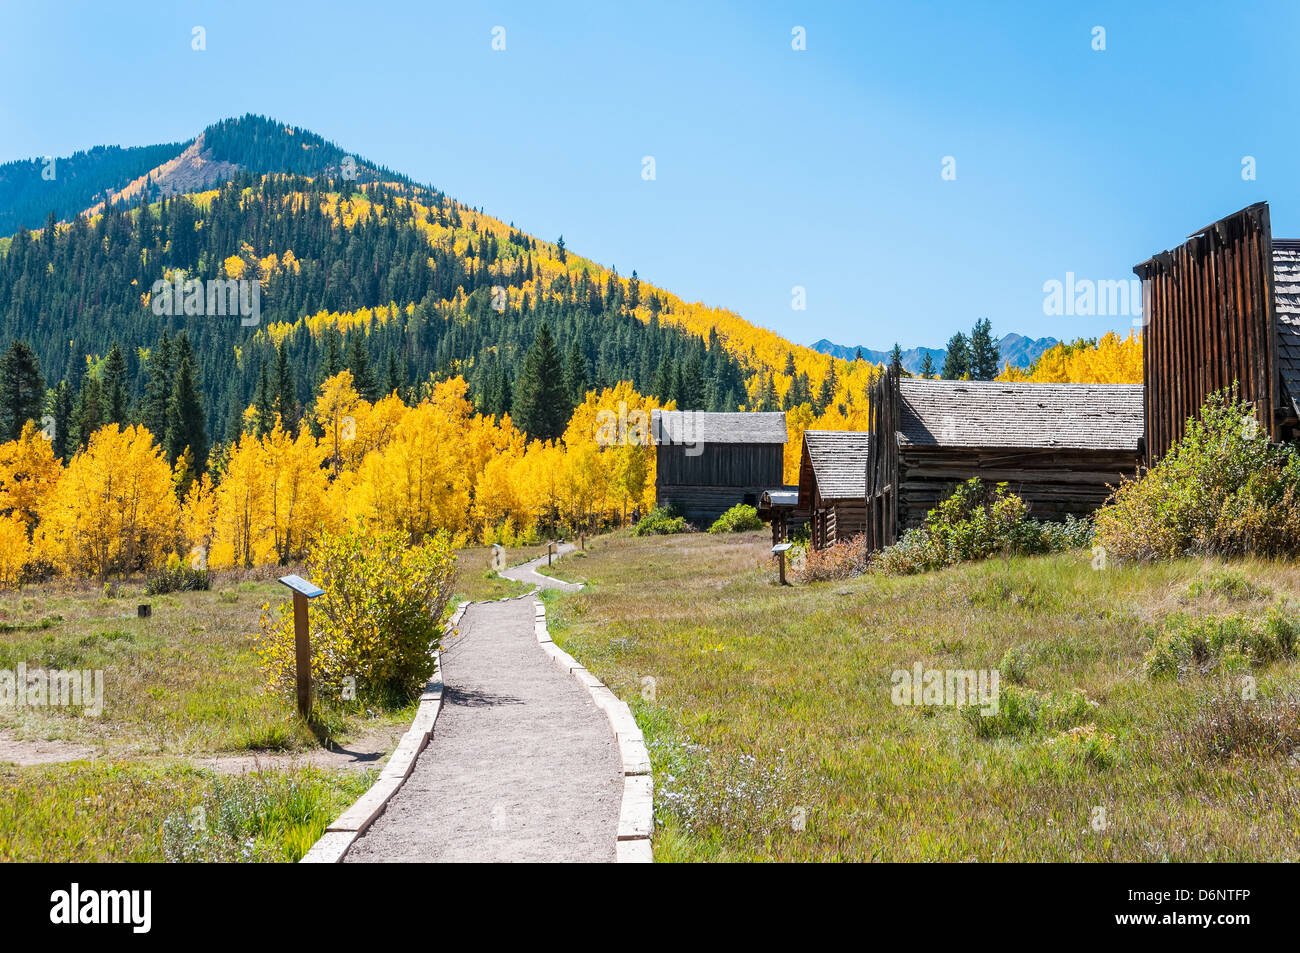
[865,373,1143,551]
[1133,202,1300,463]
[650,410,787,524]
[798,431,870,549]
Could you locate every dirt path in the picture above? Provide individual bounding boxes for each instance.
[0,724,402,773]
[344,595,622,862]
[500,544,584,592]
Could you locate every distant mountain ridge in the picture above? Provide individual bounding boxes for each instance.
[810,332,1059,373]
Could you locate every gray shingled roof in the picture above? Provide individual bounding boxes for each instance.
[650,409,787,445]
[1273,241,1300,417]
[896,379,1144,450]
[802,431,870,500]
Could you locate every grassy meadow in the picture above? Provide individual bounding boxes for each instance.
[541,530,1300,861]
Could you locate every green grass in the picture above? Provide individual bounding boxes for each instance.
[0,575,415,861]
[0,579,411,755]
[542,530,1300,861]
[0,761,372,862]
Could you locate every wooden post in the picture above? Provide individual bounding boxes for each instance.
[548,542,554,566]
[771,542,792,586]
[292,592,311,718]
[278,574,324,720]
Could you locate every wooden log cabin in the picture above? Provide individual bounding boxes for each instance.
[650,410,787,525]
[1133,202,1300,464]
[865,372,1143,551]
[798,431,871,549]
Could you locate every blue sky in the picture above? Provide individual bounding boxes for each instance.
[1,1,1296,351]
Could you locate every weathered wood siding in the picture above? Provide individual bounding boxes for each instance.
[1134,202,1280,464]
[894,447,1140,531]
[656,442,784,524]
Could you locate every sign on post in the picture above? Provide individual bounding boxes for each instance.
[771,543,793,586]
[278,574,325,718]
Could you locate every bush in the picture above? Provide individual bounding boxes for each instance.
[632,506,689,536]
[792,536,867,582]
[1095,387,1300,561]
[259,529,457,706]
[708,503,764,534]
[871,480,1090,575]
[1175,691,1300,761]
[963,685,1095,738]
[1142,610,1299,680]
[144,557,211,595]
[1047,724,1115,770]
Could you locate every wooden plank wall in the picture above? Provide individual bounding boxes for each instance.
[1134,202,1279,465]
[656,442,783,487]
[866,367,900,551]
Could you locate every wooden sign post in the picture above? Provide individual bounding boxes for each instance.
[548,541,555,566]
[278,574,325,719]
[771,543,793,586]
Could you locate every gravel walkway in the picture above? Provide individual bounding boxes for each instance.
[344,594,622,862]
[500,544,584,592]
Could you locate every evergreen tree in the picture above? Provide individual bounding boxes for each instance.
[0,340,44,441]
[855,347,864,361]
[254,363,275,436]
[48,378,73,461]
[969,318,999,381]
[273,344,299,429]
[942,332,971,379]
[72,375,103,449]
[384,348,403,397]
[165,334,208,472]
[653,356,673,403]
[680,353,705,409]
[511,323,569,440]
[919,352,936,378]
[889,343,903,374]
[102,342,129,426]
[564,339,589,406]
[140,332,174,439]
[346,332,379,401]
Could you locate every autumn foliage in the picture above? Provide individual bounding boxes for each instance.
[0,373,669,586]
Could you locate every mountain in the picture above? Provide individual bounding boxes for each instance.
[7,115,868,458]
[810,334,1059,373]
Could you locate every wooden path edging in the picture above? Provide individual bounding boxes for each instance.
[532,598,654,862]
[299,600,469,864]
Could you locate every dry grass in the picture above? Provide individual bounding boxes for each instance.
[541,531,1300,861]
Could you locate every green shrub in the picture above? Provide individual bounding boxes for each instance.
[1047,724,1115,770]
[1186,571,1270,602]
[872,480,1090,575]
[963,685,1095,738]
[258,529,457,706]
[999,644,1033,685]
[708,503,764,534]
[1142,610,1299,680]
[1095,387,1300,560]
[144,563,211,595]
[632,506,689,536]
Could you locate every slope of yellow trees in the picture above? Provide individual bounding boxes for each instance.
[3,375,668,585]
[997,330,1142,383]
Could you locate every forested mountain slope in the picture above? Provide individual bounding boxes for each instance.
[0,116,877,454]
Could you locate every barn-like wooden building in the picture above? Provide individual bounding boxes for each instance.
[650,410,787,524]
[1134,201,1300,463]
[865,373,1144,551]
[798,431,870,549]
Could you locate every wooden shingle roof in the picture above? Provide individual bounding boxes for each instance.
[1273,241,1300,417]
[650,410,787,445]
[799,430,870,503]
[896,379,1144,451]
